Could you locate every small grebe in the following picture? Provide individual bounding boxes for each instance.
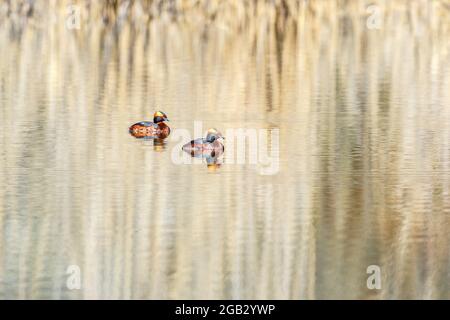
[129,111,170,139]
[182,128,225,155]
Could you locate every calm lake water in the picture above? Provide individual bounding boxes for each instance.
[0,8,449,299]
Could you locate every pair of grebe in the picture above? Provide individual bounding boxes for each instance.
[129,111,225,155]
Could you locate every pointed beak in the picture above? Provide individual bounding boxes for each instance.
[165,117,170,121]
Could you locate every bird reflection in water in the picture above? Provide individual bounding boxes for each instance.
[184,148,224,172]
[205,152,224,172]
[150,138,168,151]
[130,130,170,151]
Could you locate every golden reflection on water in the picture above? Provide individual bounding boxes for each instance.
[0,2,449,299]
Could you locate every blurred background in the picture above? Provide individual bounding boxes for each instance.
[0,0,449,299]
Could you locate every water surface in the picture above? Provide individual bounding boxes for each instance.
[0,8,449,299]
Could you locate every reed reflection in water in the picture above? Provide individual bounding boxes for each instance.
[0,2,449,299]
